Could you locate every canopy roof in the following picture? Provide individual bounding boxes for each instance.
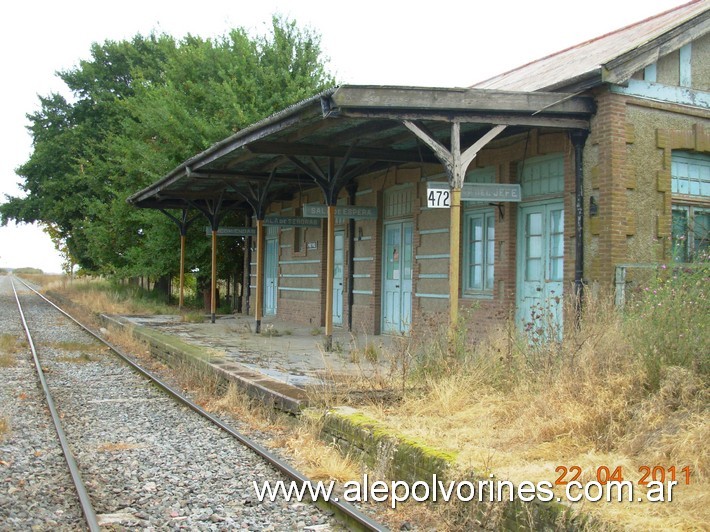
[128,85,593,213]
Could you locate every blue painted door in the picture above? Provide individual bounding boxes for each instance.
[333,230,344,326]
[264,236,278,316]
[382,222,413,334]
[516,202,564,341]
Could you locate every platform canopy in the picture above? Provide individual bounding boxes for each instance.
[127,84,594,212]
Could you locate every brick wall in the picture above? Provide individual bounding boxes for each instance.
[242,109,709,338]
[585,87,710,284]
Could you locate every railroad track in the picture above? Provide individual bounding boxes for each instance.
[1,276,386,531]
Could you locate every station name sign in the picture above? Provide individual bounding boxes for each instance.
[263,215,321,227]
[303,204,378,220]
[205,226,256,236]
[462,183,521,202]
[427,183,522,208]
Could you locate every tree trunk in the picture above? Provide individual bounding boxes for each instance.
[153,275,171,302]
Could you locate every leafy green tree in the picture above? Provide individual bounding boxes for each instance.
[2,34,178,269]
[2,17,335,289]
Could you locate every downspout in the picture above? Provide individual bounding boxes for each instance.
[346,184,357,332]
[243,212,252,316]
[571,130,589,325]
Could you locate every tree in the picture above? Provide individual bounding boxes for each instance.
[2,17,335,287]
[2,34,178,269]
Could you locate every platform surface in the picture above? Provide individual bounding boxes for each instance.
[120,313,398,389]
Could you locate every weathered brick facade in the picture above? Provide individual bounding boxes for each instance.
[242,27,709,338]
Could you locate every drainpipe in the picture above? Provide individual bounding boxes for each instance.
[571,130,589,325]
[254,217,265,334]
[243,212,251,316]
[347,184,357,332]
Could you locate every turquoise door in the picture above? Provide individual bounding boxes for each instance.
[264,236,278,316]
[382,222,413,334]
[516,202,564,341]
[333,230,344,326]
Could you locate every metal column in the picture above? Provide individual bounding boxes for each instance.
[179,232,186,309]
[210,229,217,323]
[324,205,336,350]
[254,218,265,334]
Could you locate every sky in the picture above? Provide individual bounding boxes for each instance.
[0,0,689,273]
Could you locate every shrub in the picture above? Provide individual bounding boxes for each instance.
[626,264,709,390]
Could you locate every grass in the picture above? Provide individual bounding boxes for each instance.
[51,340,103,352]
[0,334,17,353]
[55,353,99,364]
[43,340,105,363]
[166,355,360,481]
[22,267,707,529]
[269,417,360,482]
[355,272,709,530]
[181,311,206,323]
[350,341,380,364]
[260,324,282,337]
[0,334,26,366]
[21,274,178,316]
[0,417,9,440]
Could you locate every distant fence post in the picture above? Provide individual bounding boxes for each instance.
[614,265,627,308]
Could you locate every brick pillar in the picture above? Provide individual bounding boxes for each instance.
[590,90,629,283]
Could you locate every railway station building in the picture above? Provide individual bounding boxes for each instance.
[129,1,710,345]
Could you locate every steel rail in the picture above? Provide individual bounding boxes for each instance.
[10,278,101,532]
[13,276,388,532]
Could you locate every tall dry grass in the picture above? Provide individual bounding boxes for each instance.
[0,417,9,441]
[360,272,708,529]
[0,333,26,367]
[183,371,360,483]
[23,274,177,316]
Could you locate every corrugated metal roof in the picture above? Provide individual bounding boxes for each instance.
[473,0,710,91]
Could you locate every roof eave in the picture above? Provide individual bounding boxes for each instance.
[128,85,595,207]
[601,7,710,85]
[127,90,334,206]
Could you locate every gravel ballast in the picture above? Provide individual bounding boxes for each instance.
[0,276,338,530]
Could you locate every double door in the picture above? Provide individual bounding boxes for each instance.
[332,230,344,326]
[516,202,564,341]
[382,222,413,334]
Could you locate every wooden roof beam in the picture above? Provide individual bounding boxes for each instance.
[247,140,439,163]
[183,168,307,182]
[322,119,402,146]
[403,121,506,187]
[329,86,595,115]
[339,109,590,130]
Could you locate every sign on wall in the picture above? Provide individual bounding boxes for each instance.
[426,186,451,208]
[303,204,378,220]
[462,183,521,202]
[427,183,522,207]
[263,215,322,227]
[205,226,257,236]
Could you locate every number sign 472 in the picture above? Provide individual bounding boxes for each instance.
[427,187,451,208]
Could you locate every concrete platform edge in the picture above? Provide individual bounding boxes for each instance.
[100,314,307,414]
[98,311,600,529]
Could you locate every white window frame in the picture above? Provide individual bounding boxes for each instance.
[672,205,709,263]
[463,208,495,298]
[671,151,710,263]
